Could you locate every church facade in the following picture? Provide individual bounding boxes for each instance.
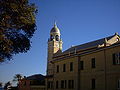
[46,23,120,90]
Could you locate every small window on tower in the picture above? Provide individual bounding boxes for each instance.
[56,35,59,41]
[50,35,54,41]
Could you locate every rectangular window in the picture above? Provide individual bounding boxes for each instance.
[48,81,53,89]
[91,79,96,89]
[91,58,96,68]
[80,61,84,70]
[61,80,64,88]
[56,81,59,89]
[71,80,74,88]
[65,80,67,88]
[68,80,74,89]
[51,81,53,89]
[63,64,66,72]
[113,53,116,65]
[117,79,120,89]
[70,62,73,71]
[48,82,50,89]
[118,53,120,64]
[56,65,59,73]
[112,53,120,65]
[61,80,67,89]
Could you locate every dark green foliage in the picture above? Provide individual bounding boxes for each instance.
[4,81,11,89]
[0,0,37,62]
[0,82,2,87]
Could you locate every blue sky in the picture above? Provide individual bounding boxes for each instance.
[0,0,120,85]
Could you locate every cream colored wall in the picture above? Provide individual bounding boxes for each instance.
[53,56,78,90]
[46,45,120,90]
[80,45,120,90]
[80,50,106,90]
[105,45,120,90]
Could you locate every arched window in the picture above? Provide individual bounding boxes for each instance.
[50,35,54,41]
[56,35,59,41]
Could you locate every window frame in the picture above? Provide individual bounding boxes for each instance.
[91,58,96,68]
[61,80,67,89]
[47,81,53,89]
[80,61,84,70]
[56,81,59,89]
[112,52,120,65]
[70,62,73,71]
[63,64,66,72]
[91,79,96,89]
[68,80,74,89]
[56,65,59,73]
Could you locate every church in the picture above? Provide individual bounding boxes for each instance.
[46,23,120,90]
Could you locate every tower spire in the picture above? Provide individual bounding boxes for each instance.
[54,20,57,27]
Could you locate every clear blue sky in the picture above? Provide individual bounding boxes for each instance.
[0,0,120,85]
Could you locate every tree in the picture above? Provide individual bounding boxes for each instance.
[13,74,23,84]
[4,81,12,90]
[0,0,37,62]
[0,82,2,87]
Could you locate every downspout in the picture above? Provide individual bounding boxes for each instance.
[77,56,80,90]
[51,61,55,90]
[104,48,107,90]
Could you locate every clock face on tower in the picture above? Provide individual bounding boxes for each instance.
[55,43,59,48]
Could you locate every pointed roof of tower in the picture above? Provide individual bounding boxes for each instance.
[50,22,60,34]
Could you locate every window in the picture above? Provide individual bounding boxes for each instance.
[63,64,66,72]
[117,79,120,89]
[70,62,73,71]
[91,58,96,68]
[56,65,59,73]
[50,35,54,41]
[56,35,59,41]
[48,81,53,89]
[61,80,67,89]
[61,80,64,88]
[80,61,84,70]
[56,81,59,89]
[65,80,67,88]
[91,79,96,89]
[112,52,120,65]
[68,80,74,89]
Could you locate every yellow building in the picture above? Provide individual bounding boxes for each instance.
[46,23,120,90]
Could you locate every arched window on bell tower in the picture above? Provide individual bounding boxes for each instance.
[56,35,59,41]
[50,35,54,41]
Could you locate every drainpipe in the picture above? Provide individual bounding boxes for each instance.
[77,56,80,90]
[51,61,55,90]
[104,49,107,90]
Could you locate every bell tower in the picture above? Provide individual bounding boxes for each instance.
[47,22,63,75]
